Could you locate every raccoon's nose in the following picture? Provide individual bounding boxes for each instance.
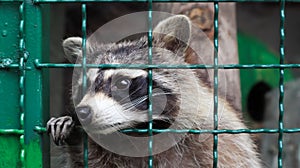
[76,106,92,124]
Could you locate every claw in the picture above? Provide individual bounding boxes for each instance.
[47,116,74,146]
[46,117,56,133]
[51,122,56,144]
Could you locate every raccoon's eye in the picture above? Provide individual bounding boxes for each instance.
[114,77,131,90]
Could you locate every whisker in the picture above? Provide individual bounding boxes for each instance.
[100,91,179,113]
[122,92,178,111]
[116,85,145,104]
[122,95,148,110]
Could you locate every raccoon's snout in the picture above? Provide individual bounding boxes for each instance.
[76,106,92,124]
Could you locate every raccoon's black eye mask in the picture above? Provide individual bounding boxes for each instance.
[135,119,173,130]
[93,70,178,129]
[111,75,149,111]
[112,77,131,91]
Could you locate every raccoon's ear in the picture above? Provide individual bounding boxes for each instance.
[153,15,191,54]
[63,37,83,63]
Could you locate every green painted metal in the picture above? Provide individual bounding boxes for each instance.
[81,4,89,168]
[23,0,50,166]
[0,0,22,2]
[0,136,20,167]
[212,2,219,168]
[0,4,20,131]
[0,0,49,167]
[25,140,43,167]
[19,2,27,167]
[120,128,300,134]
[0,2,24,168]
[277,1,285,167]
[147,2,153,167]
[33,126,47,133]
[34,61,300,69]
[27,126,300,134]
[30,0,300,4]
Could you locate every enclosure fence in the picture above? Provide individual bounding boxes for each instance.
[0,0,300,168]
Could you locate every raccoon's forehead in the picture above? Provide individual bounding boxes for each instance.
[88,37,181,65]
[86,69,147,81]
[103,69,147,80]
[89,38,149,64]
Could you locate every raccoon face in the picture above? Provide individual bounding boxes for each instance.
[63,15,193,134]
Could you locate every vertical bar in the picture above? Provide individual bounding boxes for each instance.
[19,3,26,167]
[24,0,48,166]
[278,1,285,168]
[147,1,153,168]
[81,4,89,168]
[213,2,219,168]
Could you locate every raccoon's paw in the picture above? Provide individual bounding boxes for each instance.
[47,116,75,146]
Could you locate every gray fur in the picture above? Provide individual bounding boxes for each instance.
[48,15,262,168]
[63,37,83,63]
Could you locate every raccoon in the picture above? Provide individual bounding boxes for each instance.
[47,15,261,167]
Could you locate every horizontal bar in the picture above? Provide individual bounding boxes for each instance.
[32,126,300,134]
[34,60,300,69]
[0,0,22,2]
[33,126,47,133]
[0,64,19,69]
[32,0,300,3]
[0,129,24,135]
[221,64,300,69]
[121,128,300,134]
[1,60,299,70]
[0,65,32,70]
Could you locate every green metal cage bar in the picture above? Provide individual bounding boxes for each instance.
[19,2,26,167]
[278,1,286,167]
[81,4,89,168]
[32,61,300,69]
[212,2,219,167]
[121,128,300,134]
[1,0,300,2]
[31,0,300,3]
[33,126,300,133]
[147,1,154,167]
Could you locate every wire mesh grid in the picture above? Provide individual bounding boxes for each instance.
[0,0,300,167]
